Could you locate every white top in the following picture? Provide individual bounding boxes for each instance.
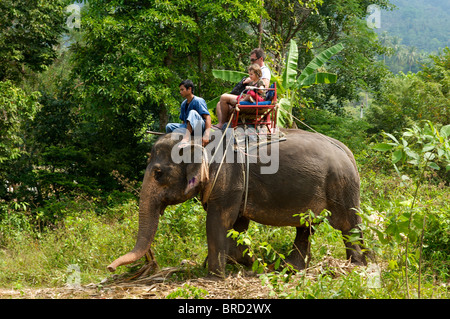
[261,65,271,81]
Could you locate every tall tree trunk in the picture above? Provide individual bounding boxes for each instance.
[159,104,168,132]
[158,47,173,132]
[258,15,263,48]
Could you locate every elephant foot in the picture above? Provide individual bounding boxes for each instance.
[348,255,367,267]
[202,253,255,269]
[226,253,255,268]
[344,243,368,267]
[285,248,310,271]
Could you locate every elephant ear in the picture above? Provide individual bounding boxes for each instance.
[184,145,209,195]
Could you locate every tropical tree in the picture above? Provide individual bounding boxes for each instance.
[367,47,450,133]
[0,0,68,83]
[406,46,418,72]
[273,40,344,127]
[0,80,41,198]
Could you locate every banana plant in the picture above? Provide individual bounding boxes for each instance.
[210,40,344,127]
[207,69,248,110]
[275,40,344,127]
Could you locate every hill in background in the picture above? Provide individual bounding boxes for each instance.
[377,0,449,53]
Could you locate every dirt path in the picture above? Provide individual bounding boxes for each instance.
[0,256,357,299]
[0,272,271,299]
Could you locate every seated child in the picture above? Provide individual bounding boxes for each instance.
[241,79,265,103]
[239,63,266,103]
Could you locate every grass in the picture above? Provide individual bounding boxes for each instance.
[0,160,449,298]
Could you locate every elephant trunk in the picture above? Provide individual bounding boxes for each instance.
[107,195,164,272]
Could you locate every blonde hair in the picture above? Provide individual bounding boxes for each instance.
[247,63,262,78]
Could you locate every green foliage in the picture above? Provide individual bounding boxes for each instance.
[379,0,449,53]
[298,108,371,153]
[0,81,41,200]
[367,48,450,133]
[0,196,139,286]
[273,40,343,127]
[72,0,263,128]
[211,70,248,84]
[371,120,450,296]
[228,227,291,275]
[0,0,68,82]
[1,0,449,299]
[297,2,392,113]
[166,284,209,299]
[373,121,450,183]
[0,80,40,164]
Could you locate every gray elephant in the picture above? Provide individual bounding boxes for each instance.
[107,129,367,277]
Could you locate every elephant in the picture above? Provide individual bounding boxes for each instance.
[107,128,367,277]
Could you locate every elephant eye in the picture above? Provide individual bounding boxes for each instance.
[153,168,163,181]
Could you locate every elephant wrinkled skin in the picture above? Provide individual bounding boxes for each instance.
[107,129,367,277]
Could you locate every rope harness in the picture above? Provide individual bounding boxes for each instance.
[200,110,285,215]
[199,106,345,213]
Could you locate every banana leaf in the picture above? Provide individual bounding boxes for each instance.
[297,43,344,88]
[277,97,293,128]
[299,72,337,87]
[281,39,299,90]
[206,95,221,110]
[212,69,248,83]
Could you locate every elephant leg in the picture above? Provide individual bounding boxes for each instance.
[286,227,314,270]
[226,216,254,267]
[206,214,227,277]
[206,204,241,278]
[342,226,367,266]
[328,208,368,266]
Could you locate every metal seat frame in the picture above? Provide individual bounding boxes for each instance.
[231,83,278,135]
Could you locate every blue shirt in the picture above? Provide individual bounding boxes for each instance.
[179,96,210,123]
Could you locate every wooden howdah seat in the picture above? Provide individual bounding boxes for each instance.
[232,83,278,135]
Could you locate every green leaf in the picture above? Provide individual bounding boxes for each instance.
[374,228,388,245]
[440,124,450,138]
[282,39,299,89]
[405,148,419,160]
[212,69,248,83]
[398,220,410,234]
[299,72,337,87]
[270,74,285,95]
[206,95,221,110]
[422,143,435,152]
[372,143,394,151]
[427,162,440,170]
[384,132,400,144]
[392,149,404,164]
[297,43,344,87]
[274,258,281,270]
[277,97,293,128]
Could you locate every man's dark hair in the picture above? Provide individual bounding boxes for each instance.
[180,79,194,93]
[250,48,266,61]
